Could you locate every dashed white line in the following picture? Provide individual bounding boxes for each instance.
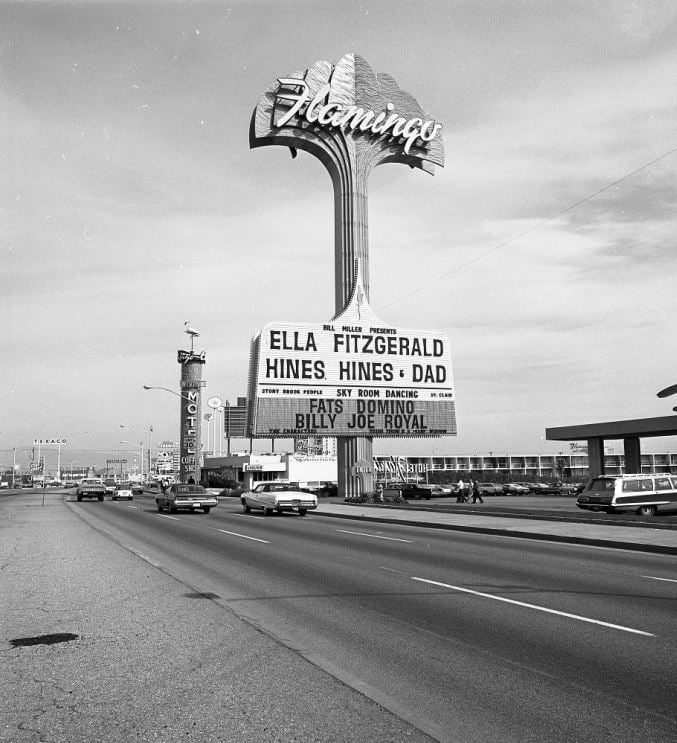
[218,529,269,544]
[337,529,412,543]
[642,575,677,584]
[157,514,180,520]
[411,577,655,637]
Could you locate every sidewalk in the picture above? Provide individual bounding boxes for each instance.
[314,501,677,555]
[0,492,435,743]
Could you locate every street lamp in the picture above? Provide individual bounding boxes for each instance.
[144,384,203,483]
[120,440,144,478]
[143,385,195,403]
[120,423,154,480]
[656,385,677,412]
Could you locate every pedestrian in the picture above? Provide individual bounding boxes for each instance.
[471,478,484,503]
[456,478,466,503]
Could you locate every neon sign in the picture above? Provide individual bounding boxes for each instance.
[275,78,442,156]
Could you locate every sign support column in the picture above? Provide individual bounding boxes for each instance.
[178,350,206,483]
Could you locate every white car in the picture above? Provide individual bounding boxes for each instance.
[112,482,134,500]
[241,483,318,516]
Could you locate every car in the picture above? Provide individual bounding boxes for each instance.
[240,483,318,516]
[477,482,504,496]
[131,482,145,496]
[103,479,117,497]
[531,482,563,495]
[395,483,433,500]
[502,483,531,495]
[112,482,134,500]
[218,485,244,497]
[576,473,677,517]
[156,484,217,514]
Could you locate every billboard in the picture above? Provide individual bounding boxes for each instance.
[248,289,456,438]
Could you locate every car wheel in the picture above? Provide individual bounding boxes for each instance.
[261,506,272,516]
[77,495,82,502]
[298,508,307,516]
[98,494,104,501]
[637,505,657,517]
[168,504,176,514]
[157,502,163,512]
[243,502,251,513]
[203,507,211,514]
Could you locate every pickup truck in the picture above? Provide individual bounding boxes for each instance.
[76,478,106,502]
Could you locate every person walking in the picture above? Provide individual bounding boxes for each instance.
[471,478,484,503]
[456,478,466,503]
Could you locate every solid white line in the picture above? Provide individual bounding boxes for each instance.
[642,575,677,584]
[157,514,180,520]
[411,577,655,637]
[337,529,411,543]
[218,529,269,544]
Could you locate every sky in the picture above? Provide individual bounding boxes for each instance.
[2,0,677,472]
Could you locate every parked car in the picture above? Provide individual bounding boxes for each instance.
[156,484,217,514]
[396,483,434,500]
[477,482,504,496]
[531,482,563,495]
[112,482,134,500]
[502,483,531,495]
[240,483,318,516]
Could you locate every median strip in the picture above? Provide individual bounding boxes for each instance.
[411,577,655,636]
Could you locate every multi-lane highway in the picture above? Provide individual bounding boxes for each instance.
[71,495,677,743]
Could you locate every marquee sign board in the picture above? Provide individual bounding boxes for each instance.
[247,266,456,438]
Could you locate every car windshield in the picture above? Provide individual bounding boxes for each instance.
[117,483,132,489]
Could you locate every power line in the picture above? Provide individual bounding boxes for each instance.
[380,145,677,309]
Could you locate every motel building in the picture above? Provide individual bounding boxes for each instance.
[202,445,677,491]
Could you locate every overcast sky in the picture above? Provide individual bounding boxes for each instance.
[2,0,677,470]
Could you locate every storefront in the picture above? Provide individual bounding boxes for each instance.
[202,452,337,491]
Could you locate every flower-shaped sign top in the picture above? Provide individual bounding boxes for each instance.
[251,53,444,176]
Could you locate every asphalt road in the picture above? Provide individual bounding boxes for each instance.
[70,494,677,743]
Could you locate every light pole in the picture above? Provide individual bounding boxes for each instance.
[144,385,203,483]
[120,424,153,480]
[120,441,144,479]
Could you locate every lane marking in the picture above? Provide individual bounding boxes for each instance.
[411,577,655,637]
[337,529,412,543]
[127,505,138,509]
[218,529,270,544]
[157,514,180,520]
[642,575,677,584]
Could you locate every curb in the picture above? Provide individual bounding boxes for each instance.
[312,510,677,556]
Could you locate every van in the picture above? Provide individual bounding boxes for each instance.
[576,473,677,517]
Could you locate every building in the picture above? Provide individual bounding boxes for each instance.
[374,450,677,482]
[202,452,337,491]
